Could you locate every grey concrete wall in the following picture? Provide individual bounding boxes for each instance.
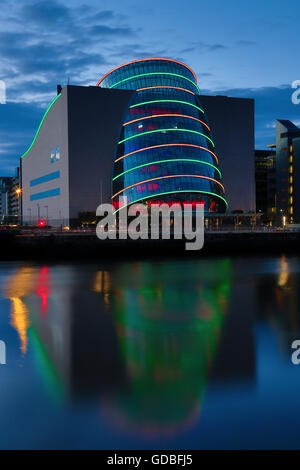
[21,85,133,227]
[67,86,133,221]
[200,95,255,212]
[21,89,70,226]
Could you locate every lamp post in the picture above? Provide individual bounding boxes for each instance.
[44,205,48,224]
[15,188,21,225]
[283,215,287,229]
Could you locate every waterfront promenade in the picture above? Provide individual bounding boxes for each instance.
[0,227,299,260]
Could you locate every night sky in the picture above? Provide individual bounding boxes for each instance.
[0,0,299,175]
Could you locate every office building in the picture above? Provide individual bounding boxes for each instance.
[201,95,255,213]
[0,177,12,220]
[255,120,300,224]
[0,168,20,223]
[21,58,255,227]
[99,58,226,213]
[275,120,300,223]
[255,148,276,222]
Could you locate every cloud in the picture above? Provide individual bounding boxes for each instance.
[0,100,44,174]
[236,40,257,46]
[89,25,134,37]
[0,0,298,175]
[207,44,226,51]
[202,84,300,149]
[0,1,138,106]
[21,1,71,27]
[108,43,168,61]
[0,0,140,172]
[180,42,227,54]
[85,10,116,22]
[180,47,196,54]
[265,121,276,129]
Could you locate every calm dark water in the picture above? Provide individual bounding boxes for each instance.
[0,256,300,449]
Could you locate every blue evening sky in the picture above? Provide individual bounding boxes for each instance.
[0,0,299,174]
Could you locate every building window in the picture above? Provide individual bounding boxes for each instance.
[56,146,60,160]
[50,149,55,163]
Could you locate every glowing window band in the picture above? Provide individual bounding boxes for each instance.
[112,174,225,199]
[130,99,204,113]
[114,190,228,213]
[115,143,219,164]
[136,85,195,95]
[97,58,197,85]
[20,93,62,159]
[118,128,215,147]
[123,114,210,131]
[113,158,222,181]
[109,73,201,94]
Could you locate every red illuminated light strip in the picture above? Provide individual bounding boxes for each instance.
[96,58,197,86]
[123,114,210,132]
[112,174,225,199]
[136,85,195,95]
[115,143,219,164]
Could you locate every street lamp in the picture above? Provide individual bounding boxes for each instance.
[283,215,287,228]
[15,188,21,225]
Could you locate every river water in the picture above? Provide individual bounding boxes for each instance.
[0,256,300,449]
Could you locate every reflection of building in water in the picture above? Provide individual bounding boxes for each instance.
[205,258,257,384]
[3,266,37,355]
[256,255,300,354]
[22,266,126,400]
[35,266,51,318]
[5,260,238,436]
[101,259,232,436]
[93,270,111,305]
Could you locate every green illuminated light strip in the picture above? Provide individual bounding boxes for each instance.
[118,128,215,147]
[114,190,228,214]
[21,93,62,159]
[113,158,222,181]
[110,72,201,94]
[130,99,204,114]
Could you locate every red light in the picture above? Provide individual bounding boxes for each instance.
[38,220,45,226]
[36,266,50,318]
[148,123,158,130]
[148,165,161,172]
[210,200,217,211]
[130,108,145,115]
[148,183,161,191]
[148,107,174,114]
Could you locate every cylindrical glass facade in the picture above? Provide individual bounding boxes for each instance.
[98,58,227,213]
